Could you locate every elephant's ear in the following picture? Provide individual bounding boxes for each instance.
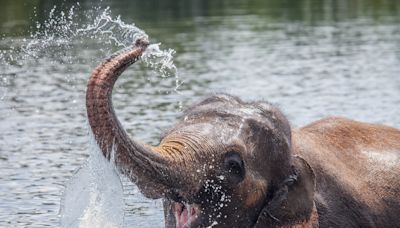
[254,156,316,227]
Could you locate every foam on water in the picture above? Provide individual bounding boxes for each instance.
[0,4,181,227]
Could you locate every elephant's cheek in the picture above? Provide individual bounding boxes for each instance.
[239,178,268,208]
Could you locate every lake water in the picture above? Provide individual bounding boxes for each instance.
[1,0,400,227]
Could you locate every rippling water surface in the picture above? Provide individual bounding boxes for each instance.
[1,0,400,227]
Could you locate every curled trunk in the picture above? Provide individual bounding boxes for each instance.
[86,38,178,198]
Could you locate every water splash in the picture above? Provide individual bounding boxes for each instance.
[20,5,147,61]
[143,44,182,92]
[0,5,182,117]
[1,4,180,86]
[59,137,124,228]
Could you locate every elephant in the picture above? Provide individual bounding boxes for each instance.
[86,38,400,228]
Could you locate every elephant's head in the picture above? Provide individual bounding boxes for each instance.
[86,38,318,227]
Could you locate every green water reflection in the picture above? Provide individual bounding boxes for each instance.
[1,0,400,37]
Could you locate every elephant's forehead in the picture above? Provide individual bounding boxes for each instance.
[186,104,266,122]
[176,122,238,138]
[163,103,280,149]
[166,121,245,146]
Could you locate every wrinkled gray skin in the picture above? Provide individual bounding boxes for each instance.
[86,39,400,228]
[158,95,316,228]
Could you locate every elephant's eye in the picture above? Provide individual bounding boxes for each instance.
[223,151,245,184]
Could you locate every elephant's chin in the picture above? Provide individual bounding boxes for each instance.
[172,201,201,228]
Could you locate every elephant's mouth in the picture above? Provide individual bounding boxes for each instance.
[173,201,201,228]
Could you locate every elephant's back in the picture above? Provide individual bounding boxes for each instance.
[292,117,400,226]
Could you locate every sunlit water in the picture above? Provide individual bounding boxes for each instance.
[1,0,400,227]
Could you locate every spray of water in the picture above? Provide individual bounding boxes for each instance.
[1,4,180,89]
[59,136,124,228]
[0,4,181,228]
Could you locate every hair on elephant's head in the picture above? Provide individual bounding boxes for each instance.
[86,39,317,228]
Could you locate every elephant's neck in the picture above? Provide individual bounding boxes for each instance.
[279,203,319,228]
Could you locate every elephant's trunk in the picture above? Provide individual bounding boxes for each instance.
[86,38,180,198]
